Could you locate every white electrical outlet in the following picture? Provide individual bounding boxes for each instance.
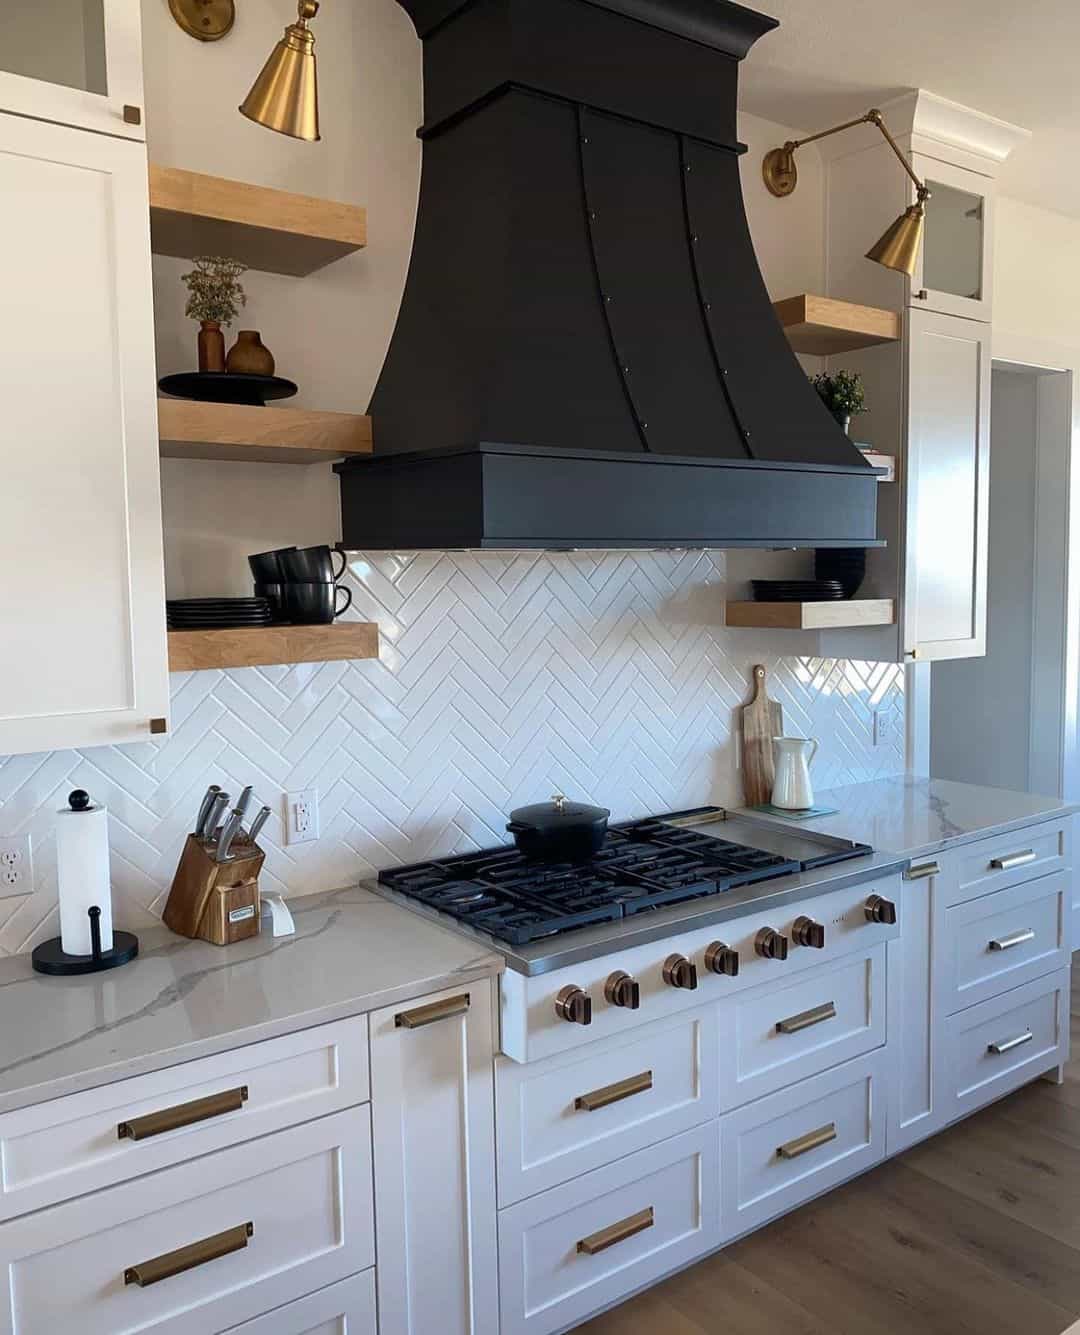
[873,705,896,748]
[0,835,32,897]
[285,789,319,845]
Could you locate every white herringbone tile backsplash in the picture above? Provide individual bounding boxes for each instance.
[0,550,904,955]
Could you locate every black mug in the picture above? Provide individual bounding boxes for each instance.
[283,581,353,624]
[279,545,347,584]
[248,547,296,583]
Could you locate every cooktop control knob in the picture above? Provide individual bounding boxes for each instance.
[755,927,789,961]
[792,915,826,949]
[865,894,898,925]
[662,954,698,990]
[555,985,593,1026]
[604,970,641,1009]
[704,942,740,977]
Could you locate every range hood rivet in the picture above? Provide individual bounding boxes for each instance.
[704,302,712,311]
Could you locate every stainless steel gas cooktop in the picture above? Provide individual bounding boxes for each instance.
[377,807,873,948]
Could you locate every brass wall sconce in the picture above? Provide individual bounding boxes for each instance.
[168,0,236,42]
[240,0,322,142]
[763,110,930,277]
[169,0,322,142]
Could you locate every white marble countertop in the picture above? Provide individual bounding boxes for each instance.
[737,775,1078,860]
[0,886,501,1116]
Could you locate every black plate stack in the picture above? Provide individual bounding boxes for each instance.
[167,598,273,629]
[750,580,846,603]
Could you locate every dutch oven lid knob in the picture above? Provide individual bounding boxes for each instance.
[551,793,567,813]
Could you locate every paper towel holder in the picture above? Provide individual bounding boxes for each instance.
[32,905,139,976]
[31,790,139,977]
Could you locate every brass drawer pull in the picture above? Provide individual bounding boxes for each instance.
[988,1031,1034,1056]
[776,1001,836,1035]
[777,1122,837,1161]
[577,1207,654,1256]
[988,928,1036,952]
[575,1070,653,1112]
[905,861,940,881]
[124,1222,253,1287]
[118,1086,248,1141]
[395,993,470,1029]
[990,849,1037,871]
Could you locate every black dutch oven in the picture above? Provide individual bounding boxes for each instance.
[506,793,610,862]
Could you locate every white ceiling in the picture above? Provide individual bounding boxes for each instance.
[739,0,1080,218]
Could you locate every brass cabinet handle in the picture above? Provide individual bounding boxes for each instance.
[776,1001,837,1035]
[124,1222,253,1287]
[118,1086,248,1141]
[990,849,1037,871]
[577,1207,654,1256]
[988,928,1036,952]
[395,993,470,1029]
[575,1070,653,1112]
[905,860,940,881]
[777,1122,837,1161]
[988,1031,1034,1056]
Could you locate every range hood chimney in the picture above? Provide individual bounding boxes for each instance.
[337,0,879,549]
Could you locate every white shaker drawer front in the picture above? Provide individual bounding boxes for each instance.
[720,1050,886,1240]
[942,873,1068,1013]
[497,1124,719,1335]
[721,945,884,1112]
[942,970,1068,1121]
[0,1107,374,1335]
[497,1006,719,1206]
[224,1270,376,1334]
[950,822,1067,905]
[0,1017,369,1221]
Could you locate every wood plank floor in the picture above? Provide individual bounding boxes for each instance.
[575,959,1080,1335]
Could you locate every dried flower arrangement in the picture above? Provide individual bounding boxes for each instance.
[181,256,248,327]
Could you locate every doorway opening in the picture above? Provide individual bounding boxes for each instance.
[930,360,1072,797]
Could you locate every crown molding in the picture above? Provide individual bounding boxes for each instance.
[879,89,1031,168]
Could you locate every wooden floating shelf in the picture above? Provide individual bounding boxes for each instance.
[158,400,372,465]
[726,599,895,631]
[149,165,367,277]
[168,623,380,672]
[773,294,901,356]
[861,450,896,483]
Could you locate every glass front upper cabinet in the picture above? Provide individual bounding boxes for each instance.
[908,155,993,321]
[0,0,144,140]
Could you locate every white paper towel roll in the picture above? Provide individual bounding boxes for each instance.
[57,797,113,957]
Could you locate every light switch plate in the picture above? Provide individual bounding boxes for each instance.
[0,835,32,897]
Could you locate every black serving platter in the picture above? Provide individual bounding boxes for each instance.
[158,372,298,407]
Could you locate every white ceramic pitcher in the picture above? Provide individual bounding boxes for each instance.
[771,737,819,810]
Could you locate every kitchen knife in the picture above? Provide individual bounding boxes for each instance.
[194,785,222,839]
[216,810,243,863]
[203,792,230,842]
[235,785,254,822]
[247,805,271,846]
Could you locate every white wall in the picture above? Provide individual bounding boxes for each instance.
[931,369,1037,789]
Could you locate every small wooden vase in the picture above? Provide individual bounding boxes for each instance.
[197,320,226,373]
[226,330,275,376]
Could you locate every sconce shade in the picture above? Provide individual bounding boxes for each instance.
[865,202,925,276]
[239,3,320,142]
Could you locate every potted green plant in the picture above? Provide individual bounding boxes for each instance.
[181,256,247,373]
[809,369,867,436]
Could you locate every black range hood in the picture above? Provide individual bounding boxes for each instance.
[337,0,879,550]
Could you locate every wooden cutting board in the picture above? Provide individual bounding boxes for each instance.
[740,664,784,807]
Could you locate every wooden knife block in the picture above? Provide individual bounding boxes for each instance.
[163,834,266,946]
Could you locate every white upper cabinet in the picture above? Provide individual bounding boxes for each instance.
[902,310,990,660]
[908,156,994,323]
[0,0,145,140]
[0,112,168,755]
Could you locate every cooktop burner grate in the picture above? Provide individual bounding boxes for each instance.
[378,809,870,945]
